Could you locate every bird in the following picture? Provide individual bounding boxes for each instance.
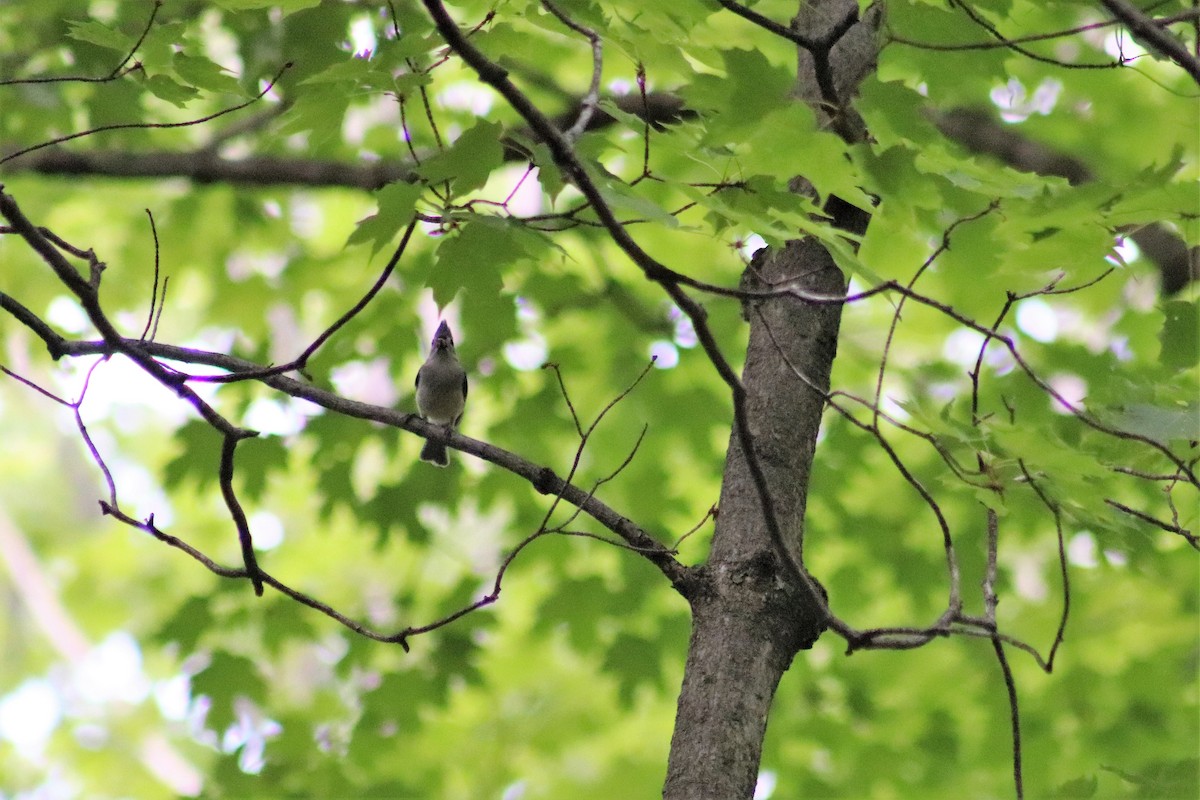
[414,320,467,467]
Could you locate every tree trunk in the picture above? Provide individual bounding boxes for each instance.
[662,241,846,800]
[663,2,879,797]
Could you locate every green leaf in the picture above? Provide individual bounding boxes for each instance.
[347,182,424,256]
[1103,758,1200,797]
[141,73,200,106]
[1050,774,1098,798]
[527,140,566,203]
[301,56,374,85]
[65,19,133,52]
[172,53,246,95]
[193,652,268,733]
[745,108,872,209]
[276,85,350,145]
[603,633,665,706]
[1159,300,1199,371]
[261,599,318,653]
[236,434,289,502]
[703,48,793,140]
[151,596,215,653]
[413,120,504,195]
[428,217,529,307]
[1101,402,1200,443]
[164,421,223,492]
[858,79,943,149]
[534,575,609,652]
[598,181,681,228]
[211,0,321,10]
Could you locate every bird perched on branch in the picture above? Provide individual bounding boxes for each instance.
[415,320,467,467]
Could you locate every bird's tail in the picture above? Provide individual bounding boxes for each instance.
[420,438,449,467]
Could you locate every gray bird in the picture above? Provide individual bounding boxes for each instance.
[415,321,467,467]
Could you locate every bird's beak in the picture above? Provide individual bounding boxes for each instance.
[432,320,454,348]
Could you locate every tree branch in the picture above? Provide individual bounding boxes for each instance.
[888,8,1200,53]
[0,180,691,591]
[0,63,292,169]
[933,107,1198,294]
[0,188,248,437]
[1105,498,1199,547]
[0,0,160,86]
[540,0,603,142]
[1099,0,1200,82]
[1019,462,1072,669]
[219,433,265,595]
[40,337,693,590]
[992,635,1025,800]
[418,0,826,612]
[946,0,1122,70]
[0,147,418,189]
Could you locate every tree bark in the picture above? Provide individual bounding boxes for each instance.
[663,3,878,797]
[663,242,846,800]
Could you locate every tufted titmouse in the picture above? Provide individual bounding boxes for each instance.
[415,320,467,467]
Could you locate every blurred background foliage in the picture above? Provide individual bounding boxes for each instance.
[0,0,1196,798]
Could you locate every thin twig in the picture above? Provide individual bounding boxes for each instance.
[552,422,650,534]
[949,0,1122,70]
[0,190,249,437]
[0,291,69,357]
[0,364,70,405]
[671,505,717,551]
[140,209,161,341]
[755,308,960,626]
[552,527,674,553]
[0,0,161,86]
[1019,462,1071,669]
[397,95,424,166]
[75,359,119,506]
[0,225,95,259]
[983,508,1000,621]
[827,388,983,485]
[888,8,1200,52]
[712,0,821,50]
[0,62,293,167]
[541,1,603,142]
[637,64,652,178]
[395,508,563,646]
[539,359,657,534]
[219,433,264,595]
[195,219,420,383]
[544,362,584,436]
[1112,464,1192,481]
[991,636,1024,800]
[1099,0,1200,81]
[150,276,169,342]
[1105,498,1199,547]
[874,201,1000,428]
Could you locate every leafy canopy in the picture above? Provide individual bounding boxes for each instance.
[0,0,1196,798]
